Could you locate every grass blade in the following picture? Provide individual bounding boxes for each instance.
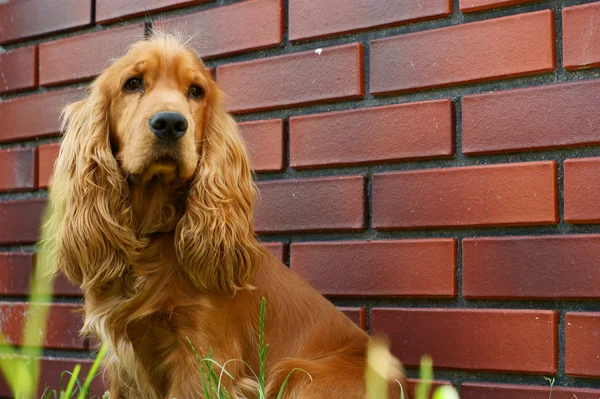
[415,356,433,399]
[275,368,312,399]
[187,337,213,398]
[256,297,269,398]
[60,364,81,399]
[77,343,108,399]
[258,297,267,395]
[397,380,405,399]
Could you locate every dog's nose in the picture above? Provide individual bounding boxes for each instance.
[149,112,188,142]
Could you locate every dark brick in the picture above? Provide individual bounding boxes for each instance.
[255,176,365,233]
[372,162,558,229]
[463,235,600,299]
[155,0,283,59]
[0,46,37,94]
[291,239,456,297]
[460,0,537,13]
[290,100,454,169]
[564,157,600,224]
[339,307,366,330]
[0,0,92,44]
[461,382,600,398]
[0,253,80,297]
[37,143,61,189]
[0,302,84,349]
[39,24,145,86]
[563,2,600,70]
[0,199,47,245]
[0,89,84,143]
[370,10,555,94]
[96,0,210,23]
[0,147,37,192]
[262,242,286,262]
[371,308,558,373]
[239,119,285,172]
[565,312,600,378]
[463,80,600,154]
[289,0,452,41]
[218,43,364,113]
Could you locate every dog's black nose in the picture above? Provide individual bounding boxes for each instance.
[149,112,188,142]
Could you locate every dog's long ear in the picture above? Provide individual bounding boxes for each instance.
[175,87,265,292]
[40,79,141,290]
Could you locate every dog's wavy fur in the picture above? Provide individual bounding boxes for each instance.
[41,31,403,398]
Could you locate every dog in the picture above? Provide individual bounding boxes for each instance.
[41,31,403,398]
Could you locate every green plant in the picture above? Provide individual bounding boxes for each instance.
[543,376,555,399]
[186,298,311,399]
[38,343,108,399]
[0,203,108,399]
[0,205,59,398]
[414,356,459,399]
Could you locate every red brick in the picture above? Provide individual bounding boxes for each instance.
[239,119,285,172]
[218,43,364,114]
[263,242,286,262]
[255,176,365,233]
[37,143,61,189]
[156,0,283,59]
[291,239,456,297]
[0,302,84,349]
[370,308,558,373]
[0,0,92,44]
[463,235,600,299]
[565,312,600,377]
[96,0,209,23]
[39,24,145,86]
[289,0,452,41]
[460,0,537,13]
[0,357,105,397]
[0,46,37,94]
[370,10,555,95]
[0,199,47,245]
[461,382,600,399]
[463,80,600,154]
[339,307,366,330]
[564,157,600,224]
[290,100,454,169]
[372,162,558,229]
[0,148,36,192]
[0,89,84,143]
[51,275,81,297]
[0,253,80,297]
[563,2,600,70]
[0,253,33,296]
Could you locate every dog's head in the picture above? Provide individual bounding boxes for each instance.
[42,32,264,292]
[105,32,212,184]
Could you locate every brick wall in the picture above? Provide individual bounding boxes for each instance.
[1,0,600,397]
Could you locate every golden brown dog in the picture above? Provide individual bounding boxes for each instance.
[42,32,402,398]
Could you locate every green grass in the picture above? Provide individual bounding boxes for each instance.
[186,297,312,399]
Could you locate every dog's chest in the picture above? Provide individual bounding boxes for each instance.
[121,303,214,394]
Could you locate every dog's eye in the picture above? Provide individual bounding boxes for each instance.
[124,77,143,92]
[188,85,204,99]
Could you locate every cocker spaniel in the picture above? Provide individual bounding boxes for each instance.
[41,32,403,398]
